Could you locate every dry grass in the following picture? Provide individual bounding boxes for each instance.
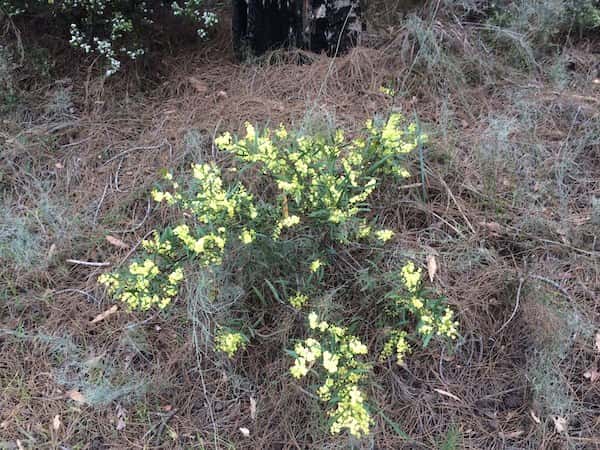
[1,3,599,449]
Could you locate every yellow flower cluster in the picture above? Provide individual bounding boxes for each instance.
[153,163,258,228]
[375,229,394,243]
[309,259,323,273]
[289,292,308,309]
[215,330,247,357]
[100,163,261,311]
[172,223,225,265]
[401,261,422,293]
[239,228,256,244]
[329,385,371,437]
[141,231,175,257]
[380,330,411,365]
[98,260,183,310]
[379,85,396,97]
[273,214,301,239]
[379,261,459,365]
[290,311,371,438]
[215,115,422,235]
[399,262,459,340]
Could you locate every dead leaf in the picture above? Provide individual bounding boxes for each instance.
[595,332,600,353]
[116,404,127,431]
[47,243,57,261]
[479,221,503,234]
[217,90,228,100]
[427,254,438,282]
[116,417,126,431]
[65,390,86,403]
[90,305,118,324]
[530,410,541,424]
[239,427,250,437]
[187,77,207,95]
[52,415,61,431]
[106,235,128,249]
[433,388,462,402]
[250,397,257,420]
[499,430,524,439]
[553,416,568,433]
[584,368,600,383]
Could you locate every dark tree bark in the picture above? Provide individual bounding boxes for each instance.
[232,0,363,59]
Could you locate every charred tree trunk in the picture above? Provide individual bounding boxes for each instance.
[232,0,363,59]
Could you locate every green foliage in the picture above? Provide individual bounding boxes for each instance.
[489,0,600,46]
[439,425,461,450]
[0,0,218,76]
[99,114,459,438]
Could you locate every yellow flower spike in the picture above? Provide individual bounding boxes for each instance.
[239,228,255,245]
[289,293,308,309]
[244,122,256,140]
[308,312,319,330]
[322,351,339,373]
[215,330,247,358]
[375,229,394,243]
[167,267,184,284]
[348,338,368,355]
[410,296,424,310]
[380,330,411,365]
[275,124,288,139]
[357,223,372,238]
[379,85,395,96]
[290,358,309,378]
[397,167,411,178]
[310,259,323,273]
[318,378,334,401]
[280,215,300,228]
[214,131,232,150]
[401,261,422,292]
[318,321,329,332]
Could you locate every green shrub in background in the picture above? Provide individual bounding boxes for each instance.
[0,1,217,76]
[98,114,459,438]
[489,0,600,45]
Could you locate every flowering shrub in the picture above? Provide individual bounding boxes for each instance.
[98,114,459,438]
[290,313,371,437]
[0,1,218,76]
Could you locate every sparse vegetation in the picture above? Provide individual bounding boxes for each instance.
[1,0,598,448]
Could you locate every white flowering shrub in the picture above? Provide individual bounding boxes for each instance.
[0,1,218,76]
[98,114,459,438]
